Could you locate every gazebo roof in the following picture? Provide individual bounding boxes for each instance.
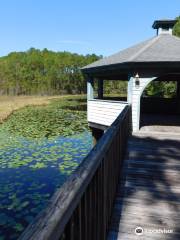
[82,20,180,79]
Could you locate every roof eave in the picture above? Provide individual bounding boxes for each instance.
[82,61,180,73]
[81,61,180,80]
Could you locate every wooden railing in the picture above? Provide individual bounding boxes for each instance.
[19,105,131,240]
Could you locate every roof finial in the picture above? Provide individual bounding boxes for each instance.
[152,19,177,36]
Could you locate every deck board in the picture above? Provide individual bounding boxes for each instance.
[107,132,180,240]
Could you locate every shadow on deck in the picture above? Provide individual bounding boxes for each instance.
[107,131,180,240]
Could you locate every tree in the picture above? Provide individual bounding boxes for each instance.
[0,49,101,96]
[173,16,180,37]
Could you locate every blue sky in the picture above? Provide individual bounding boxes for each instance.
[0,0,180,57]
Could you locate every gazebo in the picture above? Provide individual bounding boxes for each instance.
[82,19,180,138]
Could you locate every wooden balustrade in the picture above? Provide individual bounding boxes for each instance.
[19,105,131,240]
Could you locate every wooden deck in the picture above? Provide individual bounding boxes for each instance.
[107,131,180,240]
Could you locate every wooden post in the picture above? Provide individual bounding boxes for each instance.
[90,127,104,145]
[87,77,94,100]
[98,79,103,99]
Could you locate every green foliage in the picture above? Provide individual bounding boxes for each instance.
[0,49,101,95]
[173,16,180,37]
[144,81,176,98]
[0,96,88,138]
[104,80,127,96]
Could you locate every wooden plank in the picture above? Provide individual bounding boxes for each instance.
[113,202,180,218]
[127,160,180,170]
[88,101,127,126]
[108,228,179,240]
[108,230,179,240]
[127,153,180,163]
[123,174,180,185]
[88,103,126,110]
[125,179,180,189]
[88,99,127,104]
[88,108,124,115]
[124,168,180,177]
[107,130,180,240]
[110,212,180,228]
[88,101,127,109]
[88,112,121,120]
[87,117,113,126]
[127,145,180,154]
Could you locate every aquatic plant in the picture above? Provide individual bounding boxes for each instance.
[0,96,93,239]
[0,96,88,139]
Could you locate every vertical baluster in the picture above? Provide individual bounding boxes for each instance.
[89,184,93,240]
[78,203,82,240]
[96,169,100,240]
[99,161,104,240]
[92,174,97,240]
[64,215,74,240]
[107,148,111,220]
[103,154,108,239]
[81,192,88,240]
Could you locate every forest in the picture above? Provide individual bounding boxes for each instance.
[0,50,101,95]
[0,16,179,96]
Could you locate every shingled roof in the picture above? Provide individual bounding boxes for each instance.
[82,19,180,80]
[82,34,180,73]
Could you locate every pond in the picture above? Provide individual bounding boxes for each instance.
[0,131,92,240]
[0,97,93,240]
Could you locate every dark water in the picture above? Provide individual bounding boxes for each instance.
[0,132,92,240]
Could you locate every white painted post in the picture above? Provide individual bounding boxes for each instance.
[87,77,94,100]
[127,75,133,104]
[131,76,156,132]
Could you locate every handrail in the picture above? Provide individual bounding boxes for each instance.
[19,105,131,240]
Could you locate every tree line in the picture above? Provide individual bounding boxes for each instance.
[0,17,179,96]
[0,49,101,95]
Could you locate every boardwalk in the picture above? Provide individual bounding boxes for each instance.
[108,131,180,240]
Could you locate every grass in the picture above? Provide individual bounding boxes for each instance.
[0,95,85,123]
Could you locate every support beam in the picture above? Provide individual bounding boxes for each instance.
[131,76,156,132]
[87,77,94,100]
[98,79,104,99]
[127,75,133,104]
[90,127,104,145]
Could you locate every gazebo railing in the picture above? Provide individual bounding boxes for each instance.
[88,99,128,127]
[19,105,131,240]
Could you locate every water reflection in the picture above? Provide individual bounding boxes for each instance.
[0,131,92,240]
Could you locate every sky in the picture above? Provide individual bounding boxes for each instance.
[0,0,180,57]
